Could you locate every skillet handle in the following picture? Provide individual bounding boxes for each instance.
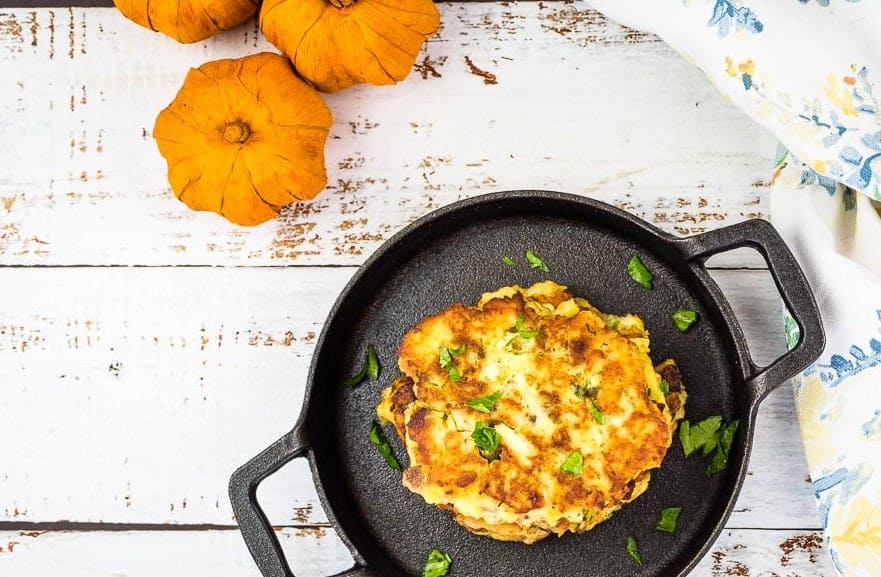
[676,218,825,405]
[229,429,376,577]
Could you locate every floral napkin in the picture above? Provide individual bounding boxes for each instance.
[581,1,881,574]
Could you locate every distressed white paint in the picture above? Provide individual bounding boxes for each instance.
[0,528,835,577]
[0,267,819,528]
[0,4,773,267]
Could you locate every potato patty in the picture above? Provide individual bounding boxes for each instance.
[377,281,686,543]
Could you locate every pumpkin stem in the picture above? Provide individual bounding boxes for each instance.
[328,0,356,7]
[222,120,251,144]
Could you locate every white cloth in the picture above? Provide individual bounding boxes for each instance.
[581,1,881,574]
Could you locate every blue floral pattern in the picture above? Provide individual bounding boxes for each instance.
[708,1,764,36]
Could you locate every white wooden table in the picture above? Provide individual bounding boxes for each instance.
[0,2,835,575]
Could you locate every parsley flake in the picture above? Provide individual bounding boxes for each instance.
[626,535,642,565]
[656,507,682,533]
[343,344,381,387]
[672,309,699,332]
[502,255,516,267]
[561,451,583,475]
[514,315,540,339]
[627,255,653,289]
[659,379,670,394]
[472,421,501,461]
[439,344,466,382]
[368,421,401,471]
[526,249,550,272]
[679,416,740,475]
[422,548,451,577]
[588,399,605,424]
[467,391,503,414]
[707,420,740,476]
[679,416,721,457]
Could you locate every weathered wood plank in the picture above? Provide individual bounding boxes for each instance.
[0,528,835,577]
[0,4,774,267]
[0,267,820,528]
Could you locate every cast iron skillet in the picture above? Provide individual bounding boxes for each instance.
[229,190,824,577]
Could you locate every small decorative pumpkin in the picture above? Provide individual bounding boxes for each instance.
[260,0,441,93]
[114,0,259,44]
[153,52,333,226]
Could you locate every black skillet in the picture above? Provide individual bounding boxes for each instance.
[229,190,824,577]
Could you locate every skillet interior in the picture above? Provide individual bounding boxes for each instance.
[305,192,749,577]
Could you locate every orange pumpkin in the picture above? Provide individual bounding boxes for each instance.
[260,0,441,93]
[153,53,333,226]
[113,0,259,43]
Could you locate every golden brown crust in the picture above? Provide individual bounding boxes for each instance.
[377,281,687,543]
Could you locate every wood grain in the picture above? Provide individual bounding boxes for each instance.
[0,4,774,268]
[0,528,834,577]
[0,267,819,528]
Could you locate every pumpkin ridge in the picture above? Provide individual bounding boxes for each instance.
[232,58,266,117]
[369,0,439,28]
[232,60,279,128]
[195,0,224,33]
[144,0,156,31]
[267,149,328,182]
[370,0,437,21]
[174,0,182,40]
[215,147,244,219]
[157,105,212,138]
[349,16,397,83]
[292,5,329,72]
[242,161,286,209]
[258,0,285,28]
[177,173,202,201]
[354,9,418,67]
[240,148,298,205]
[163,152,206,170]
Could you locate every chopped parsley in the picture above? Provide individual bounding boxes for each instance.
[588,399,605,424]
[343,344,381,387]
[368,421,401,471]
[626,535,642,565]
[707,420,740,476]
[659,379,670,394]
[525,249,550,272]
[655,507,682,533]
[679,416,721,457]
[439,344,466,382]
[466,391,503,414]
[514,315,540,339]
[561,451,583,475]
[627,255,653,289]
[472,421,501,461]
[679,416,740,475]
[672,309,699,332]
[502,255,516,267]
[422,548,451,577]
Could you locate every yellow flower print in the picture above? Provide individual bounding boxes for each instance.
[824,73,859,117]
[738,59,755,76]
[827,493,881,575]
[724,55,756,91]
[725,55,737,77]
